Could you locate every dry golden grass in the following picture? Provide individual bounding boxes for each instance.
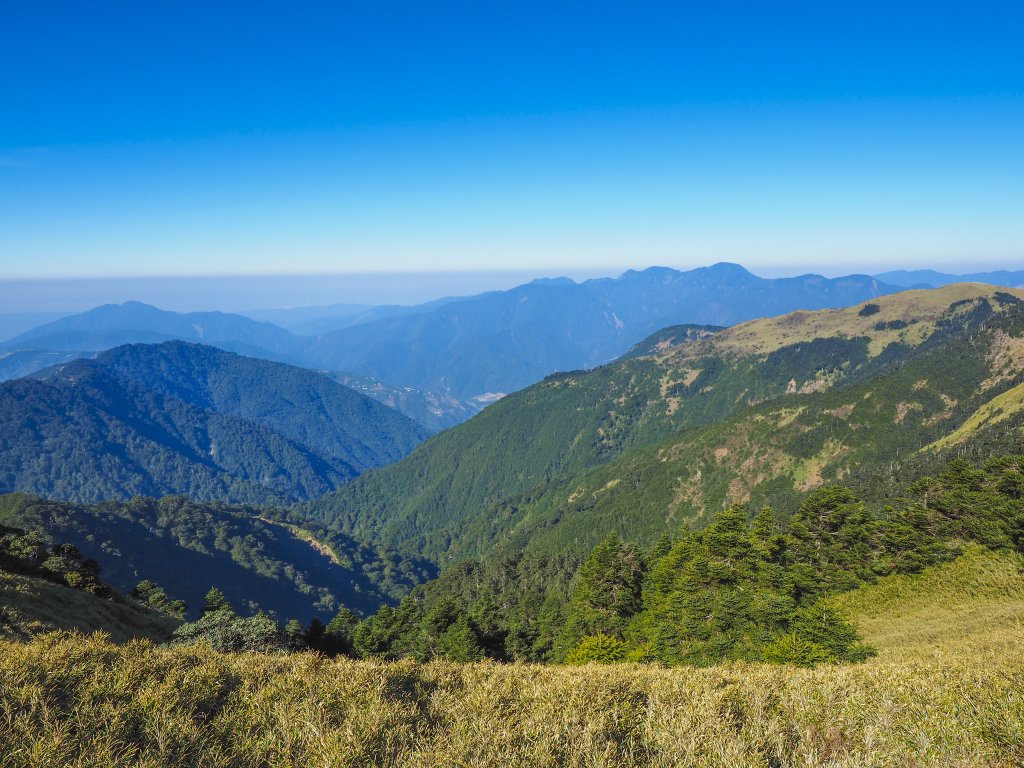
[0,631,1020,766]
[3,547,1023,766]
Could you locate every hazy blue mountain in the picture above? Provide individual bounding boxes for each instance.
[242,297,460,335]
[300,264,899,399]
[0,342,427,503]
[874,268,1024,288]
[239,302,374,330]
[2,301,303,360]
[0,311,70,342]
[2,265,901,409]
[91,342,429,468]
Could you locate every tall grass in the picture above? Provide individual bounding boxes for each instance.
[0,571,177,644]
[1,630,1021,767]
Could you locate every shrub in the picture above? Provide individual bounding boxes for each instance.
[565,634,627,664]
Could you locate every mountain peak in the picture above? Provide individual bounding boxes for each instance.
[705,261,755,276]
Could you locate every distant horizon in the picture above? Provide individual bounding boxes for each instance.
[0,260,1022,315]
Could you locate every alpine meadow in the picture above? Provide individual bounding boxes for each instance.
[3,3,1024,767]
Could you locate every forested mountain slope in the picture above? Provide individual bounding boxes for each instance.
[302,284,1024,561]
[0,343,426,503]
[90,342,428,468]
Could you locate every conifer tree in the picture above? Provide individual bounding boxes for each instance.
[556,533,643,659]
[202,586,231,615]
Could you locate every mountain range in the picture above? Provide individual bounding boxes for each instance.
[4,268,1024,631]
[7,263,1024,429]
[0,264,900,411]
[875,268,1024,288]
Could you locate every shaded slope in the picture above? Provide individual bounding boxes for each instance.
[0,494,435,621]
[0,570,179,643]
[91,341,429,469]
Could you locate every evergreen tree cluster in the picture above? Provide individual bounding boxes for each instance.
[171,587,361,655]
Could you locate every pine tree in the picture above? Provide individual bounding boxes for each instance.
[284,619,305,651]
[202,586,231,615]
[555,533,643,659]
[437,614,485,662]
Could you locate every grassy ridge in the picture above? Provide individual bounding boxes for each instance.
[0,571,177,643]
[3,546,1023,766]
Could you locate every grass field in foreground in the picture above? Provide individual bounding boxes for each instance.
[1,547,1022,767]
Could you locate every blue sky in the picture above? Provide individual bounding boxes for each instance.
[1,1,1022,285]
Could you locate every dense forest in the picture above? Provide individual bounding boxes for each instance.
[0,493,434,620]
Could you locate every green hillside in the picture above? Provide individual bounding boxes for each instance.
[833,545,1024,660]
[302,284,1024,561]
[340,453,1024,667]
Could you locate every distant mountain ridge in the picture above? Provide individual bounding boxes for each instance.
[298,264,900,399]
[873,268,1024,288]
[11,264,1024,414]
[3,300,304,360]
[0,342,427,503]
[0,263,908,422]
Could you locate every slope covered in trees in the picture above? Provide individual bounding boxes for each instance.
[0,342,427,503]
[91,341,429,469]
[0,493,435,621]
[301,284,1024,561]
[343,455,1024,666]
[0,521,180,642]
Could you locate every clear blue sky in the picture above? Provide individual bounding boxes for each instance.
[1,1,1022,282]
